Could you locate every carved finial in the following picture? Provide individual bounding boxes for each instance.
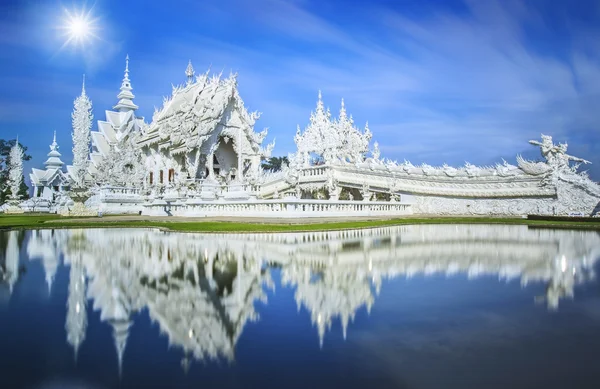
[50,130,58,152]
[339,98,347,120]
[315,90,325,116]
[81,74,86,95]
[373,141,380,160]
[185,60,195,85]
[125,54,129,75]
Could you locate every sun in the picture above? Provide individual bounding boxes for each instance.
[59,7,99,47]
[69,16,89,39]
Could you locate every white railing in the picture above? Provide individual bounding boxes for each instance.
[100,186,143,196]
[299,165,329,177]
[143,199,412,218]
[180,180,262,196]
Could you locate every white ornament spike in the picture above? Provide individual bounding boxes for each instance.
[185,60,195,86]
[7,137,24,203]
[71,75,93,188]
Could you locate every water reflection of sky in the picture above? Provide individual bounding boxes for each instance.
[1,225,600,389]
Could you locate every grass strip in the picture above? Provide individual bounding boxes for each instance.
[2,214,600,233]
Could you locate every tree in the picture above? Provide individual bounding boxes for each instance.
[71,77,93,188]
[0,139,31,204]
[261,156,289,172]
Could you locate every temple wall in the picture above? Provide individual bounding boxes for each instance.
[411,180,600,216]
[411,195,556,216]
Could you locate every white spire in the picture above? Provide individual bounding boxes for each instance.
[185,60,195,86]
[71,74,93,188]
[339,98,346,121]
[44,131,64,169]
[113,55,139,112]
[7,137,24,203]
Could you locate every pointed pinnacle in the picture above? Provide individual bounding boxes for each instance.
[186,60,194,75]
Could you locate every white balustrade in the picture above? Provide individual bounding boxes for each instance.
[143,199,412,218]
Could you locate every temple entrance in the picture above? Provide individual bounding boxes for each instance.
[209,137,239,183]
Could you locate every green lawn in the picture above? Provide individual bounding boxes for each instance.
[1,214,599,233]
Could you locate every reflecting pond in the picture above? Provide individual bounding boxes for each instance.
[1,225,600,389]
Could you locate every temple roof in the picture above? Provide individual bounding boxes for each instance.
[29,167,68,186]
[88,56,146,173]
[138,66,266,156]
[29,132,68,187]
[44,131,64,169]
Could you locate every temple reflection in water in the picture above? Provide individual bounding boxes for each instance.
[2,225,599,375]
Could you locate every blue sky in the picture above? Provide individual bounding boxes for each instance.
[1,0,599,181]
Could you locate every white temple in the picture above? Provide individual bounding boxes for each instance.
[24,132,71,212]
[18,56,600,217]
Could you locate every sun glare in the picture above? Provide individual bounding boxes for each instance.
[60,7,99,48]
[69,17,89,38]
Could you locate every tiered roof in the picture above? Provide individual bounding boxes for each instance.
[88,56,146,175]
[29,132,68,187]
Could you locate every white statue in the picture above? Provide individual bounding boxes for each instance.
[372,142,381,161]
[529,134,590,170]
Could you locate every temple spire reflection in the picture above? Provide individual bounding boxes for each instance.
[65,255,87,361]
[5,231,19,294]
[26,230,63,295]
[17,224,600,376]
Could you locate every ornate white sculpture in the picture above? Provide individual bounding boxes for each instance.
[371,141,381,161]
[71,76,93,188]
[6,138,24,207]
[294,93,371,167]
[94,131,146,186]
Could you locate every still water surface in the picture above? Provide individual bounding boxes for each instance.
[1,225,600,389]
